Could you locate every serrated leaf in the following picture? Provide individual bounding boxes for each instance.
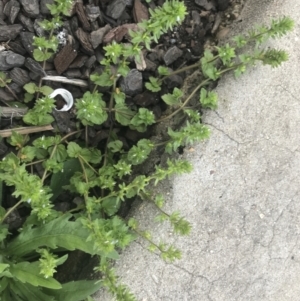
[115,103,135,126]
[67,142,82,158]
[23,111,54,126]
[19,146,36,162]
[199,88,218,110]
[33,49,52,62]
[24,92,34,103]
[80,147,101,164]
[157,66,170,76]
[101,197,121,216]
[39,86,54,96]
[50,159,81,200]
[8,131,28,148]
[23,83,37,94]
[113,91,126,104]
[5,214,99,258]
[107,140,123,153]
[161,87,183,106]
[10,261,61,289]
[44,280,102,301]
[145,76,161,92]
[49,144,67,162]
[90,72,113,87]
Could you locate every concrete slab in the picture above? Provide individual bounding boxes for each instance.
[94,0,300,300]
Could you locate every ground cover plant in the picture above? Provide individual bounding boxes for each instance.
[0,0,294,300]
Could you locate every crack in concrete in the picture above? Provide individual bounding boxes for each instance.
[204,122,253,145]
[279,85,300,102]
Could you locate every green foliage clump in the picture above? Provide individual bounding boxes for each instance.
[0,0,294,300]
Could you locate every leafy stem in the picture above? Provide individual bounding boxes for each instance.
[157,78,211,122]
[41,143,57,183]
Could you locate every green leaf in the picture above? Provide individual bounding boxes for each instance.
[130,108,155,132]
[40,86,54,96]
[33,49,52,62]
[8,131,28,148]
[200,50,220,80]
[10,261,61,289]
[90,71,113,87]
[49,144,67,162]
[0,278,9,294]
[199,88,218,110]
[127,139,154,165]
[216,43,235,66]
[0,72,10,87]
[24,92,34,103]
[23,82,37,94]
[44,280,102,301]
[232,34,247,48]
[161,87,183,106]
[117,62,130,77]
[101,197,121,216]
[157,66,170,76]
[107,140,123,153]
[7,102,27,108]
[55,254,68,267]
[145,76,161,92]
[43,159,63,173]
[113,91,126,104]
[19,146,36,162]
[49,158,81,200]
[0,264,9,274]
[234,64,246,78]
[115,103,135,126]
[75,91,108,126]
[23,111,54,126]
[5,214,103,258]
[9,280,55,301]
[0,224,9,242]
[81,147,102,164]
[67,142,82,158]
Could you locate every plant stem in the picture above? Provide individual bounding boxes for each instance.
[0,77,19,101]
[85,125,89,147]
[41,143,57,183]
[60,129,83,142]
[80,156,98,175]
[140,191,171,217]
[37,28,55,99]
[5,85,19,102]
[102,79,117,169]
[157,78,211,122]
[132,228,167,255]
[1,200,23,223]
[161,61,201,80]
[26,159,45,167]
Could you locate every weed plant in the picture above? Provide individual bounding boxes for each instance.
[0,0,294,300]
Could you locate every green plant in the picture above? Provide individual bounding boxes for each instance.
[0,71,19,104]
[0,0,294,300]
[23,82,53,103]
[21,0,72,125]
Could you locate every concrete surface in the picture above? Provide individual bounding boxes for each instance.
[94,0,300,300]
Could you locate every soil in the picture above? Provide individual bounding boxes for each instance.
[0,0,247,288]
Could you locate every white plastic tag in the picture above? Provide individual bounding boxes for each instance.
[49,88,74,112]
